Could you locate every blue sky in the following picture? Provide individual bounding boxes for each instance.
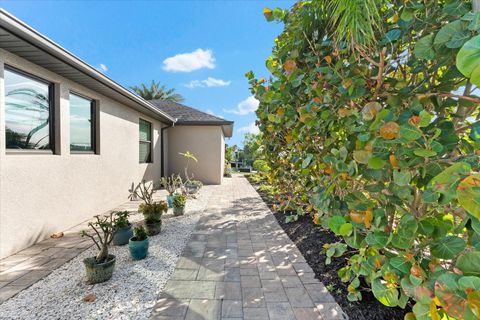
[1,0,294,146]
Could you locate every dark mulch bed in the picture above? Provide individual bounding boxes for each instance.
[246,176,410,320]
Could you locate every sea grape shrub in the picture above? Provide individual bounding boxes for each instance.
[248,1,480,319]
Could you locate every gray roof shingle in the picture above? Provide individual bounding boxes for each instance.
[149,100,234,137]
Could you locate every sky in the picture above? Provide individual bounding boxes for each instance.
[1,0,295,146]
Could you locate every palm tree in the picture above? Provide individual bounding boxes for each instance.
[130,80,184,102]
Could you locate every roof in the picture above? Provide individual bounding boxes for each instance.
[0,9,175,124]
[149,100,234,137]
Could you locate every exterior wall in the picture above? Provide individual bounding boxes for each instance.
[167,125,224,185]
[0,49,165,258]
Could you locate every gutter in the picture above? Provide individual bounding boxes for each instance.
[160,120,176,177]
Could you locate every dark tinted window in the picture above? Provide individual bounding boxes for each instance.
[139,119,152,163]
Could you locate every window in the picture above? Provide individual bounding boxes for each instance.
[70,93,95,152]
[139,119,152,163]
[4,67,54,151]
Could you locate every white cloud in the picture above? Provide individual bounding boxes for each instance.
[97,63,108,73]
[163,49,215,72]
[224,96,259,115]
[238,122,260,134]
[185,77,231,88]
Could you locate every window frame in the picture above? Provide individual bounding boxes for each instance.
[4,65,55,154]
[139,118,152,164]
[69,91,97,154]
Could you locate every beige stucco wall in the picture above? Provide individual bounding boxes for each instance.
[0,49,165,258]
[167,125,224,185]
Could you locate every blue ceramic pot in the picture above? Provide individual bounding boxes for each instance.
[129,237,149,260]
[112,224,133,246]
[166,195,175,208]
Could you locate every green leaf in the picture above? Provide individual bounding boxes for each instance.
[470,121,480,141]
[418,110,433,127]
[353,150,372,164]
[458,276,480,291]
[302,153,314,169]
[456,251,480,276]
[390,256,412,274]
[446,31,470,48]
[400,9,414,21]
[456,35,480,87]
[372,279,399,307]
[457,174,480,219]
[393,170,411,186]
[328,216,346,235]
[434,20,463,47]
[384,29,401,43]
[413,149,437,158]
[365,231,391,248]
[430,236,466,259]
[412,303,430,320]
[400,124,423,141]
[422,189,440,203]
[339,223,353,236]
[367,157,386,169]
[414,35,435,60]
[429,162,471,201]
[442,1,470,16]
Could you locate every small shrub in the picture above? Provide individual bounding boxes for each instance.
[139,201,168,224]
[253,159,270,173]
[133,226,147,241]
[114,211,130,229]
[173,194,186,208]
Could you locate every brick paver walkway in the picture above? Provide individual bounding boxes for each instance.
[150,175,346,320]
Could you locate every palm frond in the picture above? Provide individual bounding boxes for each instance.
[130,80,184,102]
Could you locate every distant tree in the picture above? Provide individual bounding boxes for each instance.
[130,80,184,102]
[243,133,262,166]
[225,144,238,163]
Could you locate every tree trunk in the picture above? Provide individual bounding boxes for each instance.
[96,245,108,263]
[474,0,480,13]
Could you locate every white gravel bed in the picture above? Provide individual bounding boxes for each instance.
[0,189,212,320]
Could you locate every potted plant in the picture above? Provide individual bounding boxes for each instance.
[129,226,149,260]
[173,194,187,216]
[112,211,133,246]
[161,174,182,208]
[81,212,116,284]
[185,179,202,194]
[136,181,168,236]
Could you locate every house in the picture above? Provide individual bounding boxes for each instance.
[0,10,233,258]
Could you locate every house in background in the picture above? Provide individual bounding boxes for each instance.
[0,10,233,259]
[150,100,233,185]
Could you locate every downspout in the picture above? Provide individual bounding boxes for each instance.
[161,119,176,177]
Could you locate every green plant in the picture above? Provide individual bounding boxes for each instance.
[160,174,182,195]
[139,201,168,224]
[130,80,184,102]
[249,1,480,319]
[114,211,130,229]
[173,194,186,208]
[179,151,198,184]
[81,212,115,263]
[253,159,271,173]
[132,226,148,241]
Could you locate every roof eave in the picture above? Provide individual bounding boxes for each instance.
[0,9,176,124]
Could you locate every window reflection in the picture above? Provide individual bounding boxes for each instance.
[5,68,51,150]
[70,93,94,152]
